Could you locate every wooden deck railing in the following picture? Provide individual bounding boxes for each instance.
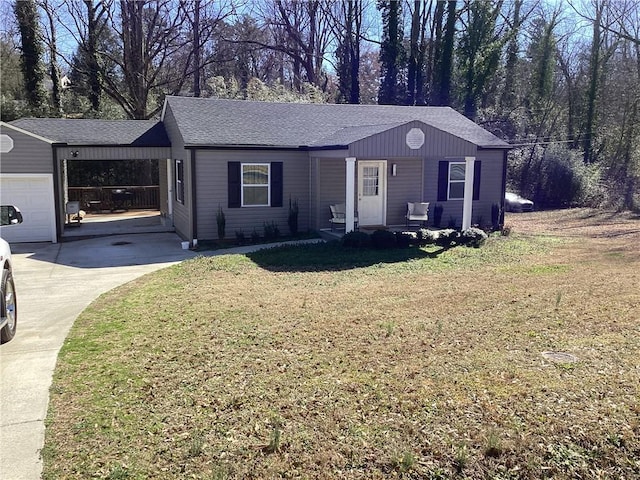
[68,186,160,211]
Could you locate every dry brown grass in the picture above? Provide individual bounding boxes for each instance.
[43,209,640,479]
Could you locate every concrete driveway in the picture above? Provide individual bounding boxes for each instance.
[0,233,323,479]
[0,233,197,480]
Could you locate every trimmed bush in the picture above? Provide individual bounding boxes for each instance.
[371,229,397,249]
[460,227,488,248]
[417,228,438,246]
[342,231,372,248]
[395,231,412,248]
[435,229,459,248]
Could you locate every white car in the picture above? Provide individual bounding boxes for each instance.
[1,205,23,343]
[505,192,534,213]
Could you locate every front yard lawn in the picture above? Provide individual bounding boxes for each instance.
[43,209,640,479]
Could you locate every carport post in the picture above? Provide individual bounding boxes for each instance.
[345,157,356,232]
[462,156,476,230]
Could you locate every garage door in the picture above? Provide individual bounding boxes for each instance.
[0,174,56,243]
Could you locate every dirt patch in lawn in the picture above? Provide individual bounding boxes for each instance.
[43,210,640,479]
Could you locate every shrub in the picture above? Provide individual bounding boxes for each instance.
[491,203,502,231]
[433,204,443,227]
[371,229,397,249]
[251,228,261,243]
[342,231,371,248]
[508,144,604,209]
[395,232,412,248]
[235,230,246,245]
[263,221,280,241]
[417,228,438,246]
[435,229,459,248]
[460,227,488,248]
[216,206,226,241]
[287,197,299,236]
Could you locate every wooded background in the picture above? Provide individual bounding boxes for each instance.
[2,0,638,210]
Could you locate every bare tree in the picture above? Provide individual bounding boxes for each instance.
[247,0,332,91]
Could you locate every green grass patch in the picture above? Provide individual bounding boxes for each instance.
[43,230,640,479]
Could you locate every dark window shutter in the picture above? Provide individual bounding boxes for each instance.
[473,160,482,201]
[437,161,449,201]
[270,162,283,207]
[228,162,241,208]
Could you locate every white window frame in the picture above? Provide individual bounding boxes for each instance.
[175,159,184,204]
[241,163,271,207]
[448,161,466,200]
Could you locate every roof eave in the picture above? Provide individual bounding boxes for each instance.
[478,144,512,150]
[185,143,305,151]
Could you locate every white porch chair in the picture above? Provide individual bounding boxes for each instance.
[406,202,429,228]
[329,203,358,231]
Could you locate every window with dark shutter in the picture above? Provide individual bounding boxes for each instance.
[175,159,184,204]
[228,162,241,208]
[228,161,283,208]
[437,161,449,201]
[437,159,482,201]
[270,162,283,207]
[473,161,482,200]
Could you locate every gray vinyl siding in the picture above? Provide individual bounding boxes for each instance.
[54,146,170,162]
[385,158,424,226]
[0,126,53,174]
[348,121,476,159]
[423,149,504,229]
[315,158,346,230]
[472,149,506,228]
[163,105,191,240]
[195,150,310,240]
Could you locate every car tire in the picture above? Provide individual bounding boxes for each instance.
[1,269,17,343]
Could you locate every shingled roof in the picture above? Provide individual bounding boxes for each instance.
[164,96,510,150]
[9,118,170,147]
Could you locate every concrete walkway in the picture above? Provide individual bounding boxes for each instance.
[0,233,322,479]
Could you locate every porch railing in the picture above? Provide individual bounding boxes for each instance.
[68,186,160,211]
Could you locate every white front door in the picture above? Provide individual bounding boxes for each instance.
[357,161,386,226]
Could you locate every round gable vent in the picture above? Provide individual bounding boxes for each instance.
[405,128,425,150]
[0,134,14,153]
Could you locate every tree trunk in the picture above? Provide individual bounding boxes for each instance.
[193,0,201,97]
[501,0,521,108]
[43,0,63,116]
[85,0,102,112]
[435,0,456,106]
[584,2,603,164]
[14,0,48,115]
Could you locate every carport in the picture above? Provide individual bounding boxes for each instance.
[2,119,173,242]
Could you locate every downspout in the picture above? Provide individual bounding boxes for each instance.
[166,159,173,223]
[190,149,197,246]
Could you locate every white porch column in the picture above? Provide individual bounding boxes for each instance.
[345,157,356,232]
[462,156,476,230]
